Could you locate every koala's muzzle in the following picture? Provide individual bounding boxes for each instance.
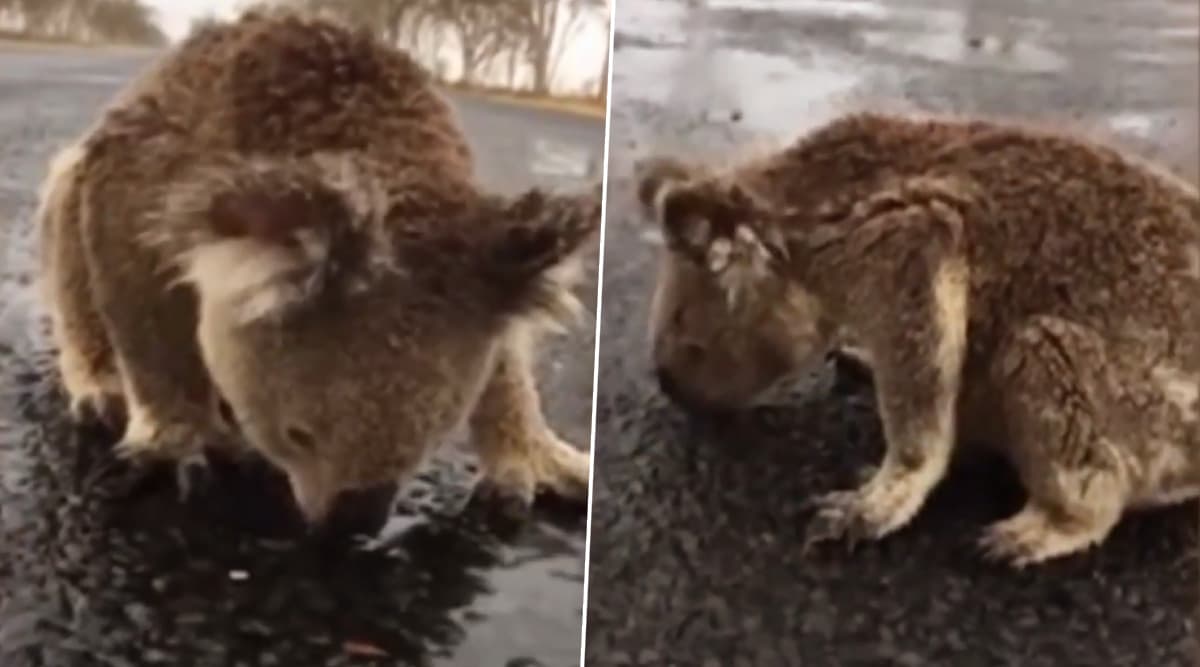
[654,365,741,422]
[308,481,399,540]
[826,350,874,396]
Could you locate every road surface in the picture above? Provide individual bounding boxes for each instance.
[0,44,603,667]
[586,0,1200,665]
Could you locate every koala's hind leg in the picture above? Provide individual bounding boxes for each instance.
[467,327,590,513]
[38,146,126,434]
[978,316,1128,567]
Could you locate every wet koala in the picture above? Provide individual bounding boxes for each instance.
[36,10,598,527]
[636,111,1200,566]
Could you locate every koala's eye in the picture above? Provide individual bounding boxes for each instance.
[284,426,318,452]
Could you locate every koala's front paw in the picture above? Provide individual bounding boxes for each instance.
[475,433,590,518]
[804,463,933,551]
[115,421,224,501]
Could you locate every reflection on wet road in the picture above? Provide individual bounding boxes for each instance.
[0,45,603,667]
[590,0,1198,664]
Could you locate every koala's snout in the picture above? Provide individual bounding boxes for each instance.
[655,365,688,405]
[654,365,739,420]
[317,482,399,539]
[295,478,399,540]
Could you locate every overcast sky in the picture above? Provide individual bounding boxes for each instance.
[142,0,609,92]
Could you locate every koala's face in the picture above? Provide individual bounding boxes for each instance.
[636,156,831,413]
[648,255,828,413]
[165,155,600,524]
[199,279,503,526]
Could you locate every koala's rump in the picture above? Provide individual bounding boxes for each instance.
[924,127,1200,366]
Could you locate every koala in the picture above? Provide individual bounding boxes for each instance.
[36,9,598,527]
[635,111,1200,566]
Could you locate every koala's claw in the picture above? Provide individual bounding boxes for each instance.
[802,490,878,553]
[114,422,221,501]
[472,478,536,524]
[477,434,590,508]
[69,391,128,436]
[537,438,591,503]
[977,507,1105,568]
[803,466,927,555]
[174,453,212,502]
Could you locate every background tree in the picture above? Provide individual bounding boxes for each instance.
[0,0,164,45]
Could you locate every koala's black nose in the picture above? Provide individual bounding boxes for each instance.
[313,481,398,541]
[655,366,715,411]
[655,366,687,405]
[655,366,743,427]
[826,350,875,396]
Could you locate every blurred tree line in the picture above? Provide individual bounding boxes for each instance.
[0,0,610,99]
[286,0,609,98]
[0,0,165,45]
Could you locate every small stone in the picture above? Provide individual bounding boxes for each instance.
[637,649,661,663]
[143,649,173,664]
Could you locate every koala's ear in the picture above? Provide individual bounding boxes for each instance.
[634,156,695,214]
[485,186,602,329]
[661,178,790,306]
[207,185,340,242]
[156,164,354,324]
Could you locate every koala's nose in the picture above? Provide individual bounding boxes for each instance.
[656,366,713,412]
[655,366,742,425]
[655,366,686,404]
[312,482,399,540]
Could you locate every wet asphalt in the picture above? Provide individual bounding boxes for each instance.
[586,0,1200,665]
[0,45,604,667]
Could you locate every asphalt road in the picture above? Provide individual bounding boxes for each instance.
[0,44,604,667]
[586,0,1200,665]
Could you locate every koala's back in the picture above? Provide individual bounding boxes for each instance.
[770,113,1200,362]
[78,9,472,184]
[926,120,1200,358]
[112,10,468,165]
[49,7,484,305]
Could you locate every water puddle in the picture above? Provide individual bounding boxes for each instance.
[530,137,598,180]
[618,44,863,143]
[1117,48,1196,66]
[707,0,892,21]
[860,7,1067,74]
[615,0,691,49]
[0,66,128,85]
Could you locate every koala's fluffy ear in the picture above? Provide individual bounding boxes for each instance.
[155,162,354,324]
[634,156,696,216]
[485,186,602,330]
[652,175,790,306]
